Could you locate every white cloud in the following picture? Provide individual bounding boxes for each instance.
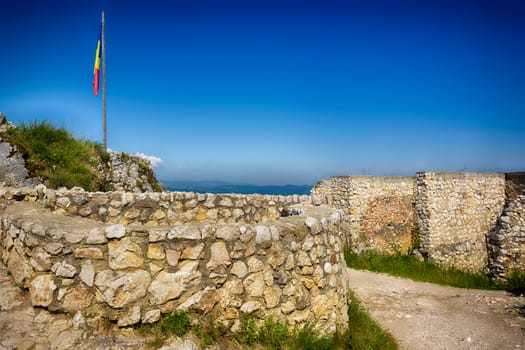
[134,152,163,167]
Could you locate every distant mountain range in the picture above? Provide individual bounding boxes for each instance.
[160,180,313,195]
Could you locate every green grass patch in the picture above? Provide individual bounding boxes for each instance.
[344,290,398,350]
[134,305,398,349]
[1,120,109,191]
[345,249,506,290]
[136,310,191,347]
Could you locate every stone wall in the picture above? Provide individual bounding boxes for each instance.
[415,172,506,273]
[487,195,525,281]
[0,187,348,334]
[311,172,524,277]
[311,176,415,254]
[49,189,309,225]
[105,152,164,193]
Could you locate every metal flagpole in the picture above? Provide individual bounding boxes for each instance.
[102,11,107,150]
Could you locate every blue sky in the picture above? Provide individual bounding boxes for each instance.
[1,0,524,185]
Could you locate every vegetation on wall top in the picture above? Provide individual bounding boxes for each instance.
[1,120,110,191]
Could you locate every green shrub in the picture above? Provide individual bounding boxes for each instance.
[2,120,108,191]
[257,317,290,350]
[291,321,334,350]
[237,312,259,345]
[506,269,525,290]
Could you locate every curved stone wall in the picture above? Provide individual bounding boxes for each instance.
[49,189,309,225]
[0,187,348,335]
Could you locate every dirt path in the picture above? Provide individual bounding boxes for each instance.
[347,268,525,350]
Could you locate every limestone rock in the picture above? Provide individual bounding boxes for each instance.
[29,274,57,307]
[305,217,322,234]
[62,283,93,312]
[166,249,181,266]
[264,286,282,308]
[52,261,77,278]
[86,228,107,244]
[95,269,151,308]
[149,229,168,242]
[43,242,63,255]
[206,241,231,270]
[72,311,86,330]
[178,287,218,313]
[311,294,332,320]
[281,300,295,314]
[80,260,95,287]
[168,226,201,240]
[147,243,166,260]
[255,225,272,247]
[108,237,144,269]
[221,279,244,296]
[295,251,312,267]
[240,300,262,313]
[30,247,53,272]
[142,309,161,323]
[74,247,104,260]
[243,272,265,297]
[247,256,264,273]
[148,261,201,305]
[118,305,141,327]
[105,224,126,239]
[216,225,240,241]
[230,261,248,278]
[181,243,204,260]
[294,284,311,310]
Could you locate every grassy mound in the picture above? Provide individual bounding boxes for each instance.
[1,120,109,191]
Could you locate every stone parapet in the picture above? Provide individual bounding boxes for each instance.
[48,189,310,225]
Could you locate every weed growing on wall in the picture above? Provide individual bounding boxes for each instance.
[134,307,398,349]
[136,310,191,347]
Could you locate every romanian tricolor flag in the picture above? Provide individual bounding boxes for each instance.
[93,26,102,95]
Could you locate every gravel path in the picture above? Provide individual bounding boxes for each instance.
[348,268,525,350]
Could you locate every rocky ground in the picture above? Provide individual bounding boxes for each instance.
[348,268,525,350]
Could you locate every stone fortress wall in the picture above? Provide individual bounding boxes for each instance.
[0,187,349,334]
[311,176,415,254]
[311,172,525,278]
[414,172,505,273]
